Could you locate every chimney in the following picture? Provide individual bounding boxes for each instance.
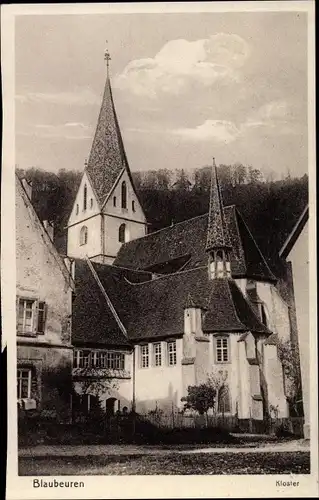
[21,178,32,199]
[43,220,54,241]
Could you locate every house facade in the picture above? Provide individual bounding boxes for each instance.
[67,57,292,422]
[280,206,309,438]
[16,175,74,421]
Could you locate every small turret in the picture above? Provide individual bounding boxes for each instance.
[206,158,232,279]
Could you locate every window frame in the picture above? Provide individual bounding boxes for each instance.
[121,181,127,209]
[17,368,32,399]
[119,223,126,243]
[217,384,231,413]
[167,340,177,366]
[140,344,149,368]
[83,184,87,210]
[80,226,88,246]
[153,342,162,367]
[74,349,125,370]
[215,335,230,364]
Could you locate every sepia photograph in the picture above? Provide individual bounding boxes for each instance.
[2,2,317,498]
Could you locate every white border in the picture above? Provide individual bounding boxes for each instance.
[2,2,317,499]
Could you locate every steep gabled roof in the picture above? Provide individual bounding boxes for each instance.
[114,206,276,283]
[72,259,149,347]
[279,204,309,259]
[85,74,137,208]
[72,260,270,345]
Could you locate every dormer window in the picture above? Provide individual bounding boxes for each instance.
[121,181,127,209]
[83,184,87,210]
[80,226,88,246]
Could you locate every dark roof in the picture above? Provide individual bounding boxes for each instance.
[279,205,309,259]
[86,76,139,208]
[206,163,232,252]
[71,259,149,347]
[72,260,270,345]
[115,206,276,283]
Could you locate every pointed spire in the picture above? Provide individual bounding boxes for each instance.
[206,158,232,253]
[104,41,111,77]
[85,48,130,207]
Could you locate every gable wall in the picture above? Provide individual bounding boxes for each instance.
[16,185,72,346]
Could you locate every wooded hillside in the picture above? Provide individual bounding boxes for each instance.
[16,164,308,277]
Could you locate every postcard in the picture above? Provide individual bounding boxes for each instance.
[2,2,317,498]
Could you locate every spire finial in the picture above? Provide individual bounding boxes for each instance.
[104,40,111,75]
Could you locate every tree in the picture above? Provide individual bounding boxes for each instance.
[277,338,303,416]
[181,371,227,426]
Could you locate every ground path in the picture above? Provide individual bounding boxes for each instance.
[18,438,309,458]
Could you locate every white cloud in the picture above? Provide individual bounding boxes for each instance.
[115,33,250,98]
[15,88,100,106]
[173,120,241,143]
[171,100,294,143]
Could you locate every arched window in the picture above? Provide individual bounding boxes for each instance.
[119,223,126,243]
[113,196,117,207]
[132,200,136,212]
[121,181,127,209]
[80,226,88,246]
[83,184,87,210]
[217,385,231,414]
[76,204,79,215]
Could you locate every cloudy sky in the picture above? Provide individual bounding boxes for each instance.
[15,11,308,178]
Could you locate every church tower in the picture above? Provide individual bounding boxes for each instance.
[67,47,147,264]
[206,158,232,279]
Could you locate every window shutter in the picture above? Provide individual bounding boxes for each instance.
[33,301,39,334]
[37,301,47,334]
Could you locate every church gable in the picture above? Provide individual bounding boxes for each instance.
[68,171,100,227]
[102,169,146,223]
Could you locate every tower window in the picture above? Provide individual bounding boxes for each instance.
[90,198,93,209]
[80,226,88,246]
[76,204,79,215]
[83,184,87,210]
[132,200,136,212]
[119,223,126,243]
[113,196,117,207]
[121,181,127,209]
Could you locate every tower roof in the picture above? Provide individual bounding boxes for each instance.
[205,159,232,252]
[85,68,131,207]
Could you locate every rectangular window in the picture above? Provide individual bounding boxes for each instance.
[153,342,162,367]
[216,337,229,363]
[17,369,32,399]
[140,345,149,368]
[167,341,177,366]
[18,299,35,333]
[77,350,90,368]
